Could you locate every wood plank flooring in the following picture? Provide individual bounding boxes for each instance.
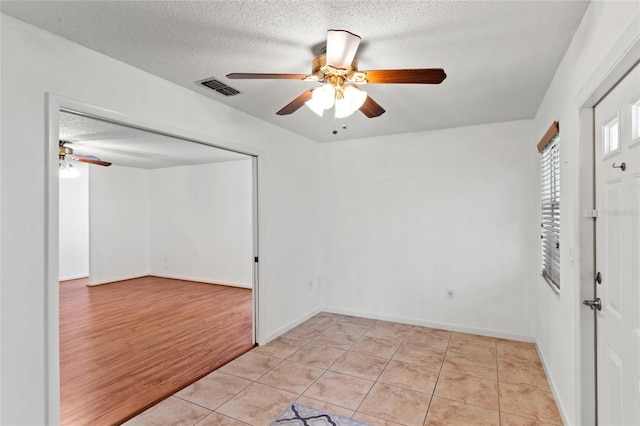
[59,276,253,426]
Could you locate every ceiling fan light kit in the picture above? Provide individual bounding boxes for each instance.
[226,29,446,120]
[58,160,81,179]
[304,81,368,118]
[58,140,112,177]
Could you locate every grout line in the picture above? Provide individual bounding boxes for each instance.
[423,330,451,423]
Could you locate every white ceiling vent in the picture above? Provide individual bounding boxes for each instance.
[198,78,240,96]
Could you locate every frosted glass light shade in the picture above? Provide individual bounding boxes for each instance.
[312,84,336,109]
[334,98,353,118]
[335,86,367,118]
[59,161,81,179]
[306,85,336,115]
[305,98,325,116]
[344,85,367,110]
[326,30,361,69]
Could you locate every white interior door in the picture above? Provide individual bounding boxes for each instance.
[594,63,640,426]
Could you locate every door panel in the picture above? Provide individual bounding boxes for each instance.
[606,348,623,426]
[604,180,622,317]
[594,63,639,426]
[634,174,640,332]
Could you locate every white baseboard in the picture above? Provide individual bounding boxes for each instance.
[151,273,252,289]
[321,307,535,342]
[87,274,148,286]
[87,273,251,288]
[262,306,323,344]
[536,343,570,426]
[59,274,89,282]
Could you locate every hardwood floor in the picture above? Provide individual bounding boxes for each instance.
[59,276,254,426]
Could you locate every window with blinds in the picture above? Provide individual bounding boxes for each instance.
[539,121,560,292]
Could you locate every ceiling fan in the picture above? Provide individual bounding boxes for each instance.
[59,140,111,178]
[227,30,446,119]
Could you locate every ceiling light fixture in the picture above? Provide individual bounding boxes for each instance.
[227,29,447,119]
[305,76,367,118]
[325,30,361,70]
[59,159,81,179]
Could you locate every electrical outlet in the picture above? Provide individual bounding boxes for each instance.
[447,289,454,299]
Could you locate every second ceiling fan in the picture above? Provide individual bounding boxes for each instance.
[227,30,446,119]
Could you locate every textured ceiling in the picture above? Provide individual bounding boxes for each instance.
[60,112,250,169]
[2,1,590,142]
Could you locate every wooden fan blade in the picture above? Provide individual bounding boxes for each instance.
[276,89,314,115]
[69,154,112,167]
[359,96,386,118]
[226,73,310,80]
[363,68,446,84]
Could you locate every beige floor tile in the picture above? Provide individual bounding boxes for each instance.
[497,341,542,366]
[174,371,252,410]
[433,371,499,410]
[337,315,376,328]
[218,352,282,381]
[314,312,342,320]
[353,412,404,425]
[196,412,249,425]
[216,382,297,426]
[424,397,499,426]
[357,382,431,426]
[316,312,350,321]
[287,344,345,369]
[329,351,389,381]
[499,383,562,425]
[498,359,550,391]
[282,325,326,341]
[441,351,497,381]
[366,320,414,340]
[403,327,451,350]
[138,314,563,426]
[257,360,325,394]
[295,395,355,418]
[304,315,339,330]
[447,335,497,358]
[123,396,210,426]
[302,371,374,410]
[496,338,536,349]
[392,342,445,369]
[315,329,360,350]
[252,337,305,359]
[450,332,496,344]
[499,412,558,426]
[350,334,403,359]
[328,321,371,337]
[377,360,439,394]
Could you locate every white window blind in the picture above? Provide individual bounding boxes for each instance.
[540,135,560,291]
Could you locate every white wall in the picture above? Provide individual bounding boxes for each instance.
[149,159,253,288]
[89,164,151,284]
[87,159,252,287]
[532,2,640,425]
[319,120,539,339]
[59,162,89,280]
[0,15,319,425]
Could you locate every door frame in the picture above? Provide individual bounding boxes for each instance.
[575,15,640,426]
[44,94,264,424]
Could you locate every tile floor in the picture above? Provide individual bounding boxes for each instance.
[124,312,563,426]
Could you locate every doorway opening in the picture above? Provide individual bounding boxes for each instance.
[575,23,640,425]
[46,98,261,425]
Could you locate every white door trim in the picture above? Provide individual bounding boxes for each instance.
[44,94,265,425]
[575,12,640,426]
